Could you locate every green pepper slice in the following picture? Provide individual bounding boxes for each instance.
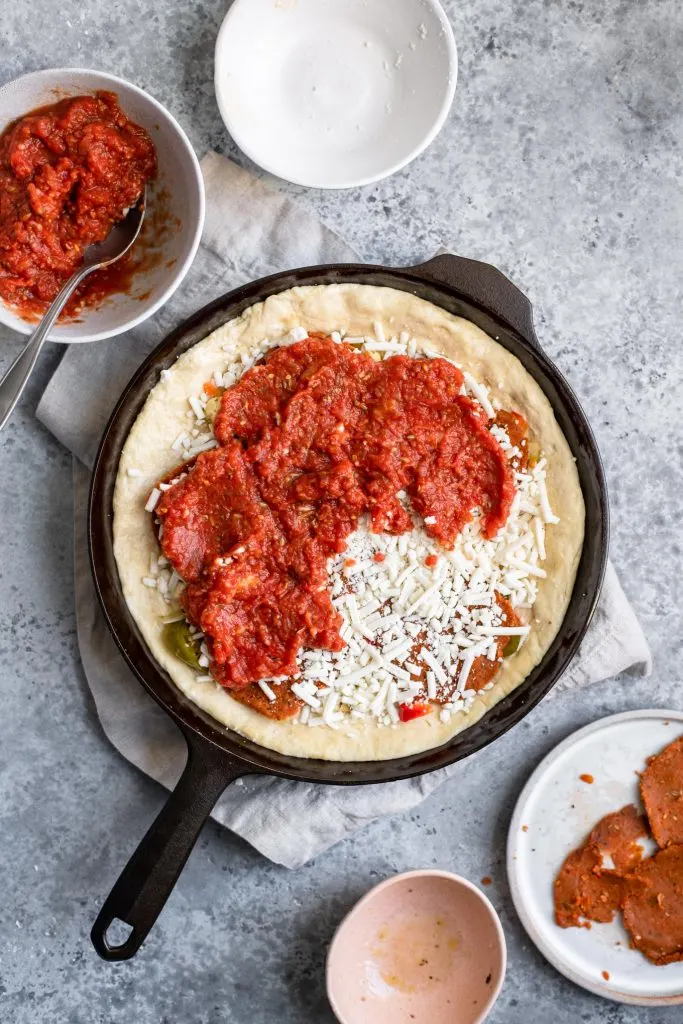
[163,619,202,669]
[503,635,522,657]
[204,395,222,425]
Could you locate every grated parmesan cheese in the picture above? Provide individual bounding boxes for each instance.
[145,488,161,513]
[258,680,277,702]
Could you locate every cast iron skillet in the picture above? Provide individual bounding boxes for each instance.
[88,253,608,961]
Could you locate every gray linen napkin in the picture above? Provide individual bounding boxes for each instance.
[38,153,651,869]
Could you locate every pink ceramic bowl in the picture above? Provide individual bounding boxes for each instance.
[326,870,506,1024]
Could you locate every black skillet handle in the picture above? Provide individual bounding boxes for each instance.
[91,732,251,961]
[408,253,541,350]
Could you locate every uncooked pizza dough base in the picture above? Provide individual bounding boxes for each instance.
[113,284,585,761]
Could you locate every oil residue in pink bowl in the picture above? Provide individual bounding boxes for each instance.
[365,910,462,995]
[327,871,506,1024]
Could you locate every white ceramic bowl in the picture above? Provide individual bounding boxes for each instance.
[508,710,683,1006]
[0,68,205,343]
[215,0,457,189]
[326,870,506,1024]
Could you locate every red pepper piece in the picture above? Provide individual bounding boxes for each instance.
[398,702,432,723]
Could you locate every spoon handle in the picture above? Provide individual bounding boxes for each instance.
[0,266,92,432]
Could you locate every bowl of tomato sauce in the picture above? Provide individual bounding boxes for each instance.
[0,68,205,343]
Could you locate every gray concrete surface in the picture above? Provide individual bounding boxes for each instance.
[1,0,682,1020]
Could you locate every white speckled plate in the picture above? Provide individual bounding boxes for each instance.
[214,0,457,189]
[507,709,683,1006]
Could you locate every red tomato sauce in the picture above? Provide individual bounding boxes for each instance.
[156,336,516,691]
[0,92,156,319]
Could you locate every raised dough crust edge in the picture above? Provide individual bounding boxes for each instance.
[113,284,585,761]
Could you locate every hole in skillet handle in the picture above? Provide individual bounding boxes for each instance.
[407,253,540,351]
[91,730,253,962]
[102,919,134,952]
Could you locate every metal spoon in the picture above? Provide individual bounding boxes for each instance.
[0,191,146,432]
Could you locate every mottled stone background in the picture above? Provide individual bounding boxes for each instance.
[1,1,682,1021]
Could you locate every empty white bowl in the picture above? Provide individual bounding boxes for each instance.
[327,870,506,1024]
[215,0,457,189]
[0,68,205,343]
